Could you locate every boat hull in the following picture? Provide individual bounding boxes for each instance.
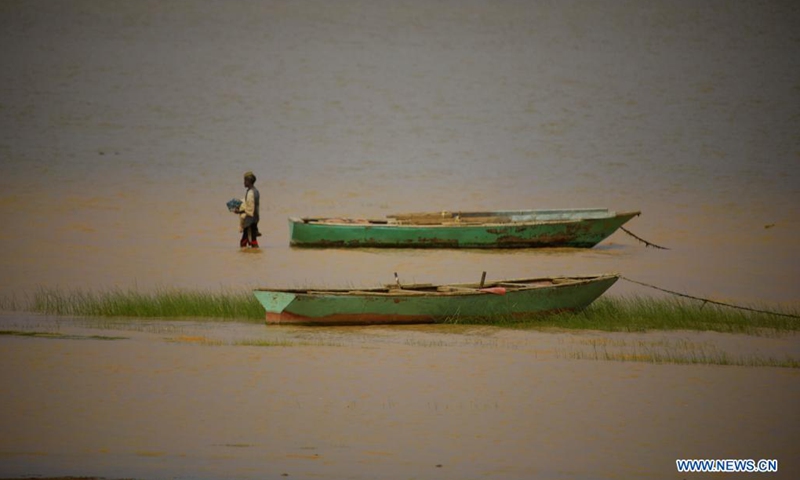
[253,274,619,326]
[289,209,640,248]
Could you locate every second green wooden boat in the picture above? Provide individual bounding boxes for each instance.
[289,208,640,248]
[253,273,619,326]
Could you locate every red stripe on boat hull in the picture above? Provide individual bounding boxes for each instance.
[265,308,581,326]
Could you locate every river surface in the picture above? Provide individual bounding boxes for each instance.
[0,1,799,479]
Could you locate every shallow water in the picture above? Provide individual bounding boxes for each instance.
[0,313,798,479]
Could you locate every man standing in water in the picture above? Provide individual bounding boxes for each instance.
[236,171,260,248]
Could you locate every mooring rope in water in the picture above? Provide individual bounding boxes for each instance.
[620,227,669,250]
[620,276,800,319]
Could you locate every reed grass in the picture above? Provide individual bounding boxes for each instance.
[443,295,799,334]
[23,287,265,322]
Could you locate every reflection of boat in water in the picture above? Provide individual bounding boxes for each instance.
[288,208,640,248]
[254,273,620,326]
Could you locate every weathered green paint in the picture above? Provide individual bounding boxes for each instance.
[289,209,640,248]
[253,274,619,325]
[254,291,297,313]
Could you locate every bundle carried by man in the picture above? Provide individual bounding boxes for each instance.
[226,198,243,213]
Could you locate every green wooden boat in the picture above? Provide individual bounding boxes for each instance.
[289,208,640,248]
[253,273,619,325]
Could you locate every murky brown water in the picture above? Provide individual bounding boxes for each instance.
[1,1,799,478]
[0,0,798,306]
[1,313,799,479]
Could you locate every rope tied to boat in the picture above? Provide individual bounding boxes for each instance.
[620,227,669,250]
[620,276,800,319]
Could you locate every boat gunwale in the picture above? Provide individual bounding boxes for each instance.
[291,211,641,228]
[254,274,620,297]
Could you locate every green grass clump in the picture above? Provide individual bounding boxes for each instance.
[26,287,265,322]
[552,296,798,333]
